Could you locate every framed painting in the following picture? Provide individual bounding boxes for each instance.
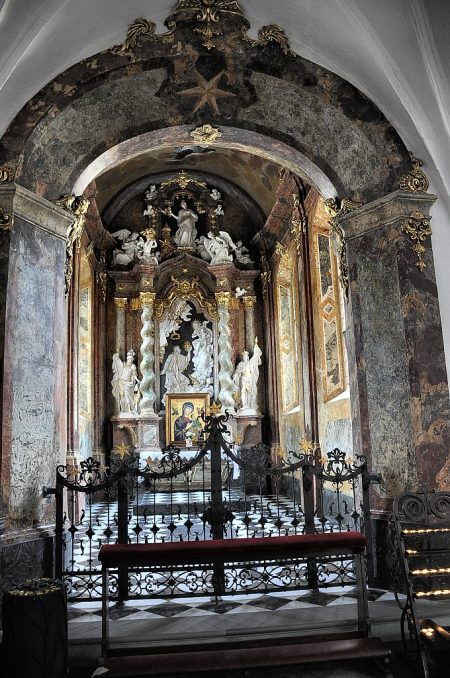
[166,393,209,447]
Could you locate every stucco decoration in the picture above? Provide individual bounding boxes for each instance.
[0,0,409,202]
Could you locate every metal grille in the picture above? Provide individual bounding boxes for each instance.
[47,413,378,600]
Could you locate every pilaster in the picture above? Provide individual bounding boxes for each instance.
[339,190,449,506]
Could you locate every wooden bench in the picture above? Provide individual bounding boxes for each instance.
[390,491,450,678]
[98,532,391,676]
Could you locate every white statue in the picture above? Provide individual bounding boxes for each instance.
[143,204,155,217]
[235,287,247,298]
[138,236,159,264]
[210,188,221,201]
[169,201,198,248]
[201,230,236,264]
[145,184,157,203]
[234,241,254,265]
[232,338,262,413]
[191,320,214,389]
[111,229,143,266]
[111,350,141,415]
[161,343,192,394]
[214,204,224,217]
[159,300,193,360]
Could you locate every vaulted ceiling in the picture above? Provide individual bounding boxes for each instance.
[1,0,450,366]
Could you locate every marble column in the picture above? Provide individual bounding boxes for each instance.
[215,292,236,410]
[0,184,72,592]
[113,297,127,355]
[139,292,156,415]
[338,190,449,507]
[242,295,257,352]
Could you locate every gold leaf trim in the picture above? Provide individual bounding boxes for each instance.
[114,297,128,310]
[399,152,430,193]
[0,165,15,182]
[324,197,362,301]
[156,275,218,320]
[251,24,294,56]
[0,207,13,230]
[401,210,432,271]
[190,124,222,143]
[160,170,208,191]
[114,17,176,52]
[53,195,90,296]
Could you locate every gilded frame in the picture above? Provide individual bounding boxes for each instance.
[166,393,209,447]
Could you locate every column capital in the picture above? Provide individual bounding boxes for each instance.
[140,291,156,306]
[114,297,128,310]
[215,291,232,307]
[337,190,437,241]
[0,183,73,240]
[242,295,257,309]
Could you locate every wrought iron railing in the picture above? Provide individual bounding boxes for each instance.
[46,413,379,600]
[389,491,450,678]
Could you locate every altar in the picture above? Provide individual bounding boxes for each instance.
[107,172,264,460]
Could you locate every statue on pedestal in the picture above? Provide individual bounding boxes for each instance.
[232,338,262,413]
[161,343,192,394]
[191,320,214,390]
[169,201,198,248]
[111,349,141,415]
[111,230,143,266]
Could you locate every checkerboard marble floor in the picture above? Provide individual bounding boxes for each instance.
[66,490,344,575]
[68,586,397,625]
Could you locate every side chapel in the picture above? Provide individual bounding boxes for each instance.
[0,0,449,594]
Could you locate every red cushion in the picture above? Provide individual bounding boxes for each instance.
[99,532,366,568]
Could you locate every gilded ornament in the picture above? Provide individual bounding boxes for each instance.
[160,171,207,191]
[324,197,361,301]
[252,24,294,56]
[401,210,432,272]
[174,0,244,49]
[0,207,13,230]
[140,291,157,306]
[113,442,131,459]
[115,17,175,52]
[0,165,14,182]
[114,297,128,310]
[156,274,218,320]
[131,298,141,312]
[399,152,430,193]
[242,295,257,310]
[275,242,287,258]
[291,194,305,256]
[210,400,223,416]
[53,194,90,296]
[190,124,222,143]
[96,270,108,302]
[215,291,232,307]
[261,270,272,299]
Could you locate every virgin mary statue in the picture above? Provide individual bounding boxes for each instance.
[169,201,198,248]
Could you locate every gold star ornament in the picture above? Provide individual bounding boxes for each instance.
[114,442,130,459]
[179,70,235,115]
[210,401,222,416]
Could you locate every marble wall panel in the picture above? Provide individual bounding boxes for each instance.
[348,227,417,500]
[3,211,66,527]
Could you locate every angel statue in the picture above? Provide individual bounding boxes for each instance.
[168,201,198,248]
[232,338,263,413]
[111,229,143,266]
[111,349,141,415]
[200,230,236,265]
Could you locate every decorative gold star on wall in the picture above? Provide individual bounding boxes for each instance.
[179,70,235,115]
[114,442,130,459]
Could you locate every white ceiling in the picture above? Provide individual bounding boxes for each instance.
[1,0,450,362]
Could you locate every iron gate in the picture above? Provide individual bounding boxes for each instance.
[46,413,380,600]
